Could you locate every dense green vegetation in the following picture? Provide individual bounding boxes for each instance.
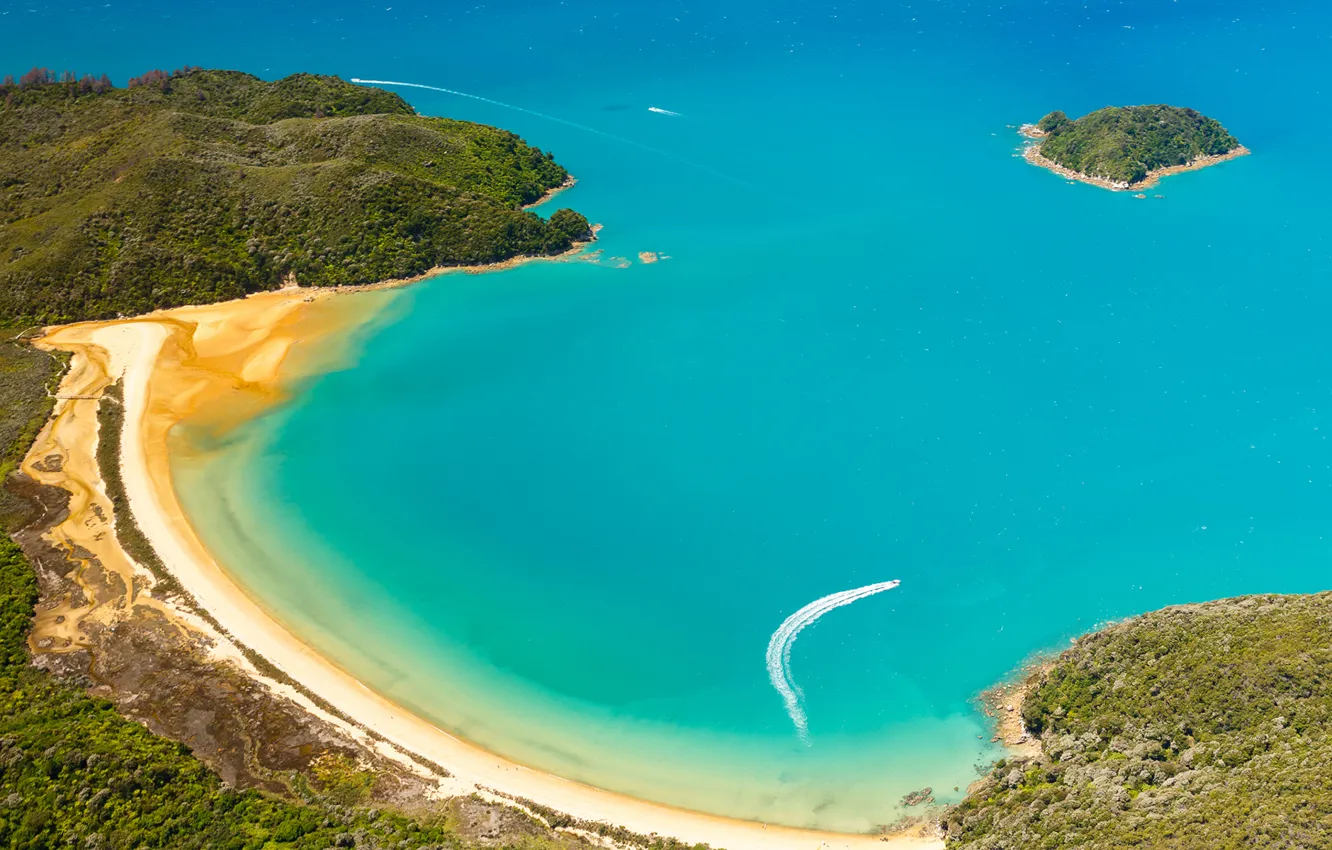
[944,593,1332,849]
[0,67,591,324]
[1034,105,1241,185]
[0,341,61,530]
[1035,110,1070,134]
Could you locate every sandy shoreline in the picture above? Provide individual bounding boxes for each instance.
[526,174,578,209]
[31,280,944,849]
[1018,125,1250,191]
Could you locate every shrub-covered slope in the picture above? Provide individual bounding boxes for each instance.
[0,68,591,324]
[944,593,1332,849]
[0,536,486,850]
[1034,105,1241,185]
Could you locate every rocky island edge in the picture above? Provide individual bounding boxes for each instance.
[1020,104,1249,191]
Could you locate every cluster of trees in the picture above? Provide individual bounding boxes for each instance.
[1,68,591,324]
[944,593,1332,848]
[3,65,212,93]
[126,66,200,90]
[1034,105,1241,184]
[2,68,112,93]
[1035,110,1070,134]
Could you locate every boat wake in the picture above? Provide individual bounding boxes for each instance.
[352,78,615,139]
[350,78,745,186]
[648,106,682,116]
[765,580,901,745]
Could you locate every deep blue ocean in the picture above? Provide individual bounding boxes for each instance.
[11,0,1332,833]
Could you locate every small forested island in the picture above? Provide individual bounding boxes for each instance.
[0,67,592,324]
[1020,105,1248,190]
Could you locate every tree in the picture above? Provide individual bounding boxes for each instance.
[127,68,170,90]
[549,208,592,243]
[1037,110,1071,133]
[19,66,54,87]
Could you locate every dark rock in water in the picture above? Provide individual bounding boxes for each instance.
[901,787,935,807]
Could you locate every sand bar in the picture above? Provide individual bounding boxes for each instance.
[33,283,944,850]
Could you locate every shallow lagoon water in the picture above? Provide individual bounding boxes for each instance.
[12,0,1332,832]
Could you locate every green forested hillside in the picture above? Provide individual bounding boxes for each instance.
[1034,105,1241,185]
[944,594,1332,849]
[0,68,591,324]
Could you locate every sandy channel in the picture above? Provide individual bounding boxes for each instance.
[32,285,944,850]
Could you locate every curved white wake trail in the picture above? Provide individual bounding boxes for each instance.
[766,587,882,740]
[765,580,900,744]
[353,78,616,139]
[350,78,745,186]
[775,584,893,702]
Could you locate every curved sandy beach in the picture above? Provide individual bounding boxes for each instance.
[33,285,945,850]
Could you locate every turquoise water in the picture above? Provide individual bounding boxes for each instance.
[13,0,1332,832]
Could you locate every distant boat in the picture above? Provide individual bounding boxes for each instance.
[648,106,681,116]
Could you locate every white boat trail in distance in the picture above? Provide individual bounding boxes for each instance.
[350,78,745,186]
[765,580,901,745]
[648,106,682,116]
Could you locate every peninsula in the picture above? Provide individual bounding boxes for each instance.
[1020,105,1249,190]
[0,67,592,324]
